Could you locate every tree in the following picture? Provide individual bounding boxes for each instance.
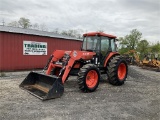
[61,30,68,36]
[61,29,83,39]
[129,29,142,49]
[150,42,160,53]
[32,23,39,30]
[119,29,142,54]
[118,37,130,54]
[137,40,149,54]
[18,17,31,28]
[8,21,19,27]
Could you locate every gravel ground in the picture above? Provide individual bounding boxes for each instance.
[0,66,160,120]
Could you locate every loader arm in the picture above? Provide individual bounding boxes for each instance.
[46,50,71,75]
[46,50,96,83]
[61,51,96,83]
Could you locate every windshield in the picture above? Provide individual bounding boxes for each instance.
[82,36,99,51]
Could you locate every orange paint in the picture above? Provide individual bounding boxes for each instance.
[83,32,116,38]
[118,63,127,80]
[86,70,98,88]
[104,52,119,67]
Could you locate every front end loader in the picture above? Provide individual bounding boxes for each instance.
[20,32,128,100]
[141,54,160,71]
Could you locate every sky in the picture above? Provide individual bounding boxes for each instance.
[0,0,160,43]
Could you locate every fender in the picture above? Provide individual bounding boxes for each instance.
[104,52,120,67]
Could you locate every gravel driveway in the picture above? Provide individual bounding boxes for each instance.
[0,66,160,120]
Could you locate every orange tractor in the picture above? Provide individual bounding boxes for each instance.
[20,32,128,100]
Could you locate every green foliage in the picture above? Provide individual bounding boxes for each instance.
[119,29,160,61]
[149,42,160,53]
[18,17,31,28]
[119,29,142,54]
[128,29,142,49]
[137,39,149,54]
[118,47,129,54]
[8,21,19,27]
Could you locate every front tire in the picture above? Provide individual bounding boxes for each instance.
[78,64,100,92]
[107,56,128,85]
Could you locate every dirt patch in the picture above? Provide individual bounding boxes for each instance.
[0,66,160,120]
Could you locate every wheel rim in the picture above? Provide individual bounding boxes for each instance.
[86,70,98,88]
[118,63,127,80]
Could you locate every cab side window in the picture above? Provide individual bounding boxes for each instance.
[111,39,116,52]
[101,37,109,56]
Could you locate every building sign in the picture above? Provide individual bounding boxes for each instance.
[23,41,47,55]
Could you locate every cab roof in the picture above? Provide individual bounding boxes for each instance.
[83,32,117,38]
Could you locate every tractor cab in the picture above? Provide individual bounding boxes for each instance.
[82,32,117,65]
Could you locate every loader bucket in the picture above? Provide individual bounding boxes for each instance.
[19,72,64,101]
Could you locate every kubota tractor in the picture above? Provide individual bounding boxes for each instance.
[20,32,128,100]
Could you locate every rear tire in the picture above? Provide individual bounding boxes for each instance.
[107,56,128,85]
[78,64,100,92]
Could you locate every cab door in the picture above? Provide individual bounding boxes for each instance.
[100,37,117,66]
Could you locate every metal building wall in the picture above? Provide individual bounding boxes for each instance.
[0,32,82,71]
